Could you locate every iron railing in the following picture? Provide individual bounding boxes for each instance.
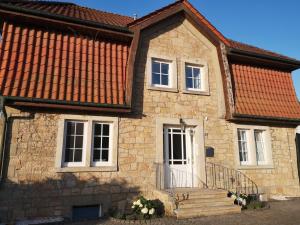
[206,162,258,195]
[155,162,258,196]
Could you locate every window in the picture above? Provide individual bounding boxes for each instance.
[151,58,171,87]
[56,115,118,171]
[237,129,249,165]
[185,64,202,90]
[182,60,209,95]
[235,126,272,167]
[254,130,265,164]
[92,123,112,166]
[63,121,87,167]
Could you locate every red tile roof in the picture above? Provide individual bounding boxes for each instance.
[231,63,300,120]
[0,22,129,106]
[0,1,134,28]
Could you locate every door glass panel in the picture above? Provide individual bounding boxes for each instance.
[173,133,182,160]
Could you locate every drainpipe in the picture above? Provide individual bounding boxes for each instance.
[0,96,8,183]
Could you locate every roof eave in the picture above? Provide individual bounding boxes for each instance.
[231,113,300,125]
[2,96,131,113]
[228,47,300,70]
[0,3,133,35]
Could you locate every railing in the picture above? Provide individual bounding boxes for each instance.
[206,162,258,195]
[155,162,207,209]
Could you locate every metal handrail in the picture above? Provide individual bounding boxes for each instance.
[205,162,258,195]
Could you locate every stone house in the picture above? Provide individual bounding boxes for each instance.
[0,0,300,222]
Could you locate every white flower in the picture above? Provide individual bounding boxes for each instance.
[231,194,236,200]
[149,208,155,215]
[136,199,141,205]
[131,205,135,209]
[141,207,148,214]
[139,204,143,208]
[242,199,247,206]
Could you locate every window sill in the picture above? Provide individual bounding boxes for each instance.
[236,165,274,170]
[147,86,178,93]
[56,165,117,173]
[182,90,210,96]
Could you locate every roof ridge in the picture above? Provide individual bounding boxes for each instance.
[228,39,299,62]
[2,0,75,5]
[78,4,133,20]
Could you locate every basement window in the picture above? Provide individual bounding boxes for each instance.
[72,205,102,221]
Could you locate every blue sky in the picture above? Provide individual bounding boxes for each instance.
[71,0,300,99]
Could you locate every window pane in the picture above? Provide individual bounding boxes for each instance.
[254,130,265,162]
[186,77,193,88]
[75,136,83,148]
[74,149,82,162]
[152,61,160,73]
[194,79,201,89]
[161,63,169,74]
[66,136,74,148]
[173,134,182,160]
[67,122,76,135]
[94,124,102,136]
[102,137,109,148]
[76,123,84,135]
[94,137,101,148]
[93,150,100,161]
[168,133,171,163]
[152,73,160,85]
[102,150,109,161]
[193,68,200,78]
[102,124,110,136]
[238,129,248,163]
[64,148,72,162]
[161,75,168,86]
[186,66,192,77]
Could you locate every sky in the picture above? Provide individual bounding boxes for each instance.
[69,0,300,99]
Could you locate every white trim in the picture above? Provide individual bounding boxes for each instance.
[296,126,300,134]
[156,118,205,189]
[234,124,273,169]
[181,58,209,95]
[147,54,178,91]
[55,115,118,172]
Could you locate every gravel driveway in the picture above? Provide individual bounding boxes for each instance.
[69,198,300,225]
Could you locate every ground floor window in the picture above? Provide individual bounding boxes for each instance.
[56,115,118,171]
[235,125,272,167]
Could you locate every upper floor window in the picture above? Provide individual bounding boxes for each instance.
[151,58,171,88]
[185,64,202,91]
[182,61,209,95]
[235,125,273,168]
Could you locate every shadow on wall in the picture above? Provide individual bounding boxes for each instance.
[0,174,141,223]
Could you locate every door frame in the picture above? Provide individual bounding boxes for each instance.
[155,118,205,189]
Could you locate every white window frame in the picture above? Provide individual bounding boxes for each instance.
[91,122,114,167]
[147,54,178,92]
[182,59,209,95]
[56,115,118,172]
[234,125,273,169]
[62,120,88,167]
[151,58,172,88]
[237,128,251,166]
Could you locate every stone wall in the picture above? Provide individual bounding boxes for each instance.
[0,14,299,222]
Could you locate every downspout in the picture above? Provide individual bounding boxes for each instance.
[0,96,7,183]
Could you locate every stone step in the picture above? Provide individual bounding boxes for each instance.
[178,196,233,204]
[175,205,241,219]
[179,199,234,209]
[174,191,228,200]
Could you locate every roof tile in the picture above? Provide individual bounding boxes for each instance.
[231,63,300,120]
[0,21,129,106]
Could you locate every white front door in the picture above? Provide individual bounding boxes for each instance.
[164,126,196,188]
